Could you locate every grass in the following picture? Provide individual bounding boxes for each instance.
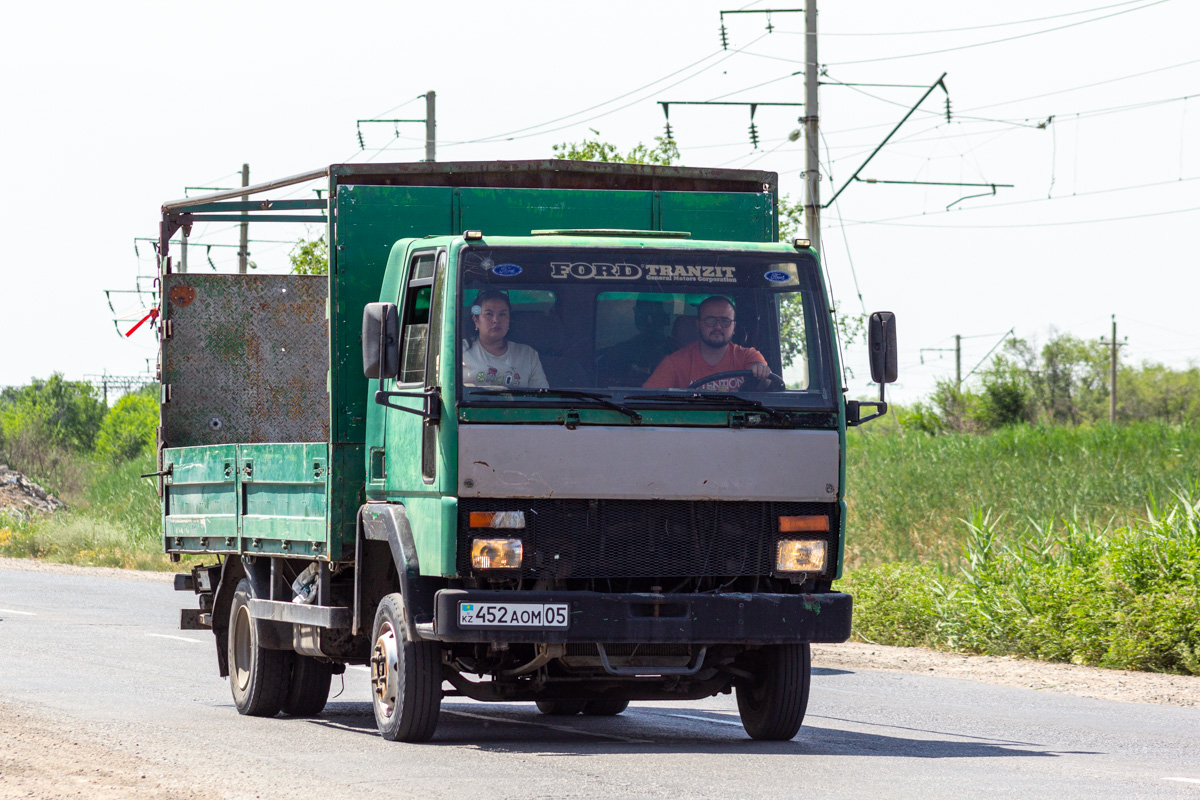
[843,420,1200,565]
[842,490,1200,675]
[0,450,178,570]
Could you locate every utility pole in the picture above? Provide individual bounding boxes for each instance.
[180,226,188,273]
[803,0,820,251]
[921,335,963,389]
[1100,315,1127,423]
[425,91,436,162]
[238,163,250,274]
[955,334,962,388]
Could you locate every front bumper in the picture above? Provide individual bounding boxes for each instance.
[432,589,852,644]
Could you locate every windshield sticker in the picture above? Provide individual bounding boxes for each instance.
[550,261,737,284]
[764,270,791,283]
[492,263,523,276]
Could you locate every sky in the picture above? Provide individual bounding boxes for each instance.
[2,0,1197,404]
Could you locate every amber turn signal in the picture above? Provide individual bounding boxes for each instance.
[468,511,526,529]
[778,515,829,533]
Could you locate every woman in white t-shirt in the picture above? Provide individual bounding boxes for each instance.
[461,289,549,389]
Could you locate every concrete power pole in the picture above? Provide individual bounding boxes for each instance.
[1100,315,1126,423]
[955,334,962,388]
[803,1,820,251]
[238,163,250,274]
[425,91,436,162]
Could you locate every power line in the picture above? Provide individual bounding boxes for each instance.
[963,56,1200,113]
[847,203,1200,229]
[824,0,1172,66]
[772,0,1154,36]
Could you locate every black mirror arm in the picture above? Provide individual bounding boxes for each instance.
[846,399,889,427]
[375,387,441,422]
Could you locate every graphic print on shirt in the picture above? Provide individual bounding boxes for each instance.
[695,376,746,392]
[476,365,522,387]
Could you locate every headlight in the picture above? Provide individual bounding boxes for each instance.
[471,538,523,569]
[776,539,827,573]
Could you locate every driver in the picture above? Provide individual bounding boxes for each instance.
[642,296,769,391]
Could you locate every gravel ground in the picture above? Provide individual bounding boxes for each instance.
[4,555,1198,711]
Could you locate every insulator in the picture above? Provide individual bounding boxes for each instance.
[945,97,952,123]
[357,130,365,150]
[664,122,674,142]
[719,23,729,49]
[766,12,774,33]
[749,122,760,149]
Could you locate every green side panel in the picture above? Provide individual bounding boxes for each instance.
[394,494,459,577]
[239,443,329,558]
[163,445,238,553]
[458,188,654,234]
[659,191,772,243]
[330,442,364,561]
[332,185,455,446]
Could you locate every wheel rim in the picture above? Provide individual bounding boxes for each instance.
[232,605,252,694]
[371,621,400,720]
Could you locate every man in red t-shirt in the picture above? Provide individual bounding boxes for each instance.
[643,296,769,391]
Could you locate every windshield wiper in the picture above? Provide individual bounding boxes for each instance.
[629,392,789,423]
[477,388,642,424]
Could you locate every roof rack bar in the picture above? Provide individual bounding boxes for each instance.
[162,167,329,212]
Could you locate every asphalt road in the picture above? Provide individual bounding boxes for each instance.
[1,566,1198,800]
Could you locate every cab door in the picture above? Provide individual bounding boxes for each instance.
[380,247,442,493]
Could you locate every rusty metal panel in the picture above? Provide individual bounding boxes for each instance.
[161,274,329,447]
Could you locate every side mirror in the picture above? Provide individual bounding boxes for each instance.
[362,302,400,379]
[868,311,898,388]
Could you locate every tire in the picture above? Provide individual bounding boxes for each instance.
[228,578,293,717]
[735,643,811,741]
[370,593,441,742]
[535,699,587,716]
[282,655,332,717]
[581,699,629,716]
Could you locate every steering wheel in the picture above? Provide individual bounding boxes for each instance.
[687,369,786,391]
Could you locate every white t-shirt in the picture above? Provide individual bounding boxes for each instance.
[462,339,549,388]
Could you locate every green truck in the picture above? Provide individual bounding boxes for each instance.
[158,160,896,742]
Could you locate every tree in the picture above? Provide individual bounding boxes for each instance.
[0,374,104,455]
[553,129,680,166]
[0,374,105,482]
[95,387,158,462]
[290,236,328,275]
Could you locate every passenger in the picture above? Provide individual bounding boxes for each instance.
[461,288,549,388]
[643,296,769,391]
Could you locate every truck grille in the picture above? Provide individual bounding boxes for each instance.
[458,499,839,580]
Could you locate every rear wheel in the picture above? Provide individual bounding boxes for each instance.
[370,593,442,742]
[735,643,811,741]
[581,699,629,716]
[228,578,293,717]
[282,655,332,717]
[535,699,587,716]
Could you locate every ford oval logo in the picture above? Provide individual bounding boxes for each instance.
[492,263,523,276]
[764,270,791,283]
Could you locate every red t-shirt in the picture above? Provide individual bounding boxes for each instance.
[642,341,768,391]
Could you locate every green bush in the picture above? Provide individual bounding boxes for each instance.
[844,492,1200,674]
[95,389,158,462]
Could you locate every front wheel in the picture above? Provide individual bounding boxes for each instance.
[228,578,293,717]
[370,593,442,742]
[735,643,811,741]
[582,699,629,716]
[535,699,587,716]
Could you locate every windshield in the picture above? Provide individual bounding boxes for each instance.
[456,246,836,410]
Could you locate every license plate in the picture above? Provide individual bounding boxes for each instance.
[458,602,570,629]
